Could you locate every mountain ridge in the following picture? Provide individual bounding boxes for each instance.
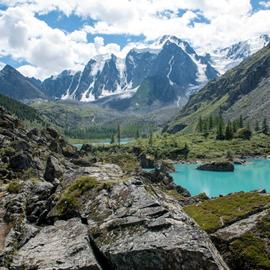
[166,42,270,133]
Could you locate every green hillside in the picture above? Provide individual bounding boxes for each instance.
[166,43,270,133]
[0,93,45,125]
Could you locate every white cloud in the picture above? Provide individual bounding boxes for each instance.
[0,0,269,79]
[259,1,270,8]
[17,64,38,78]
[0,5,126,79]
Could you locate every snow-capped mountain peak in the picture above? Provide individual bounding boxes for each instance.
[211,34,270,74]
[40,35,219,104]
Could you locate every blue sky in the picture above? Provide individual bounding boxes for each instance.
[0,0,269,78]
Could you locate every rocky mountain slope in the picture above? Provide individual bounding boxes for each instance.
[166,42,270,133]
[0,107,228,269]
[40,35,218,106]
[0,65,46,100]
[211,34,270,74]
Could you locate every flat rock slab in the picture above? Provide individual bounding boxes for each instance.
[212,209,269,241]
[87,180,229,270]
[11,218,101,270]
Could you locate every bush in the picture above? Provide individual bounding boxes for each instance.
[7,181,22,193]
[237,128,252,140]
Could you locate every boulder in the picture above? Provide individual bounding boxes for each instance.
[155,160,175,173]
[86,180,228,270]
[80,144,94,153]
[140,154,155,168]
[62,144,78,158]
[27,128,39,138]
[44,156,64,182]
[9,154,33,171]
[45,127,59,139]
[233,158,246,165]
[197,161,234,172]
[11,218,102,270]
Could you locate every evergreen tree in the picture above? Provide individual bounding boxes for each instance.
[216,116,225,140]
[197,116,203,133]
[135,129,140,140]
[208,115,214,130]
[202,121,209,138]
[110,134,115,144]
[225,121,233,140]
[117,123,121,145]
[183,143,189,160]
[246,121,251,132]
[262,118,269,135]
[239,115,243,128]
[255,120,260,132]
[232,120,238,133]
[148,129,153,147]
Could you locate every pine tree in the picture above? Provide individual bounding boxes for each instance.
[232,120,238,133]
[110,134,115,144]
[208,115,214,130]
[135,129,140,140]
[255,120,260,132]
[262,118,269,135]
[216,116,224,140]
[239,115,243,128]
[183,143,189,160]
[225,121,233,140]
[197,116,203,133]
[246,121,251,132]
[149,129,153,147]
[117,123,121,145]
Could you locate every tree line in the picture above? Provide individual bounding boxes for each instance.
[197,114,269,140]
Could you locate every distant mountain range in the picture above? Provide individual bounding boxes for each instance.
[38,35,218,106]
[166,42,270,133]
[0,34,269,110]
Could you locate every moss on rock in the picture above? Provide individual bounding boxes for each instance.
[184,192,270,233]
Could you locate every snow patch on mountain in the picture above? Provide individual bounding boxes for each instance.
[211,34,270,74]
[167,56,174,86]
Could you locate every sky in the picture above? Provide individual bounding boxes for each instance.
[0,0,269,79]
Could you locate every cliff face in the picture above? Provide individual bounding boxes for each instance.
[0,107,228,269]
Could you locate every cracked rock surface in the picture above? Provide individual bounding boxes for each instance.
[0,107,228,269]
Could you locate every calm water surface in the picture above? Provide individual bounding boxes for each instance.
[74,138,134,149]
[171,159,270,198]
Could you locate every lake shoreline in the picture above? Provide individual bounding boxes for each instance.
[171,154,270,165]
[171,158,270,198]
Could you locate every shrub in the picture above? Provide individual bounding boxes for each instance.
[7,181,22,193]
[237,128,252,140]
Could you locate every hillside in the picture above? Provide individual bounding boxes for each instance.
[166,43,270,133]
[0,93,45,125]
[31,100,178,140]
[0,65,46,101]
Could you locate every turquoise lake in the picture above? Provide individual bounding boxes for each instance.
[73,138,133,149]
[171,159,270,198]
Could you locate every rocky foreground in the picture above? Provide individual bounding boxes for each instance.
[0,107,229,269]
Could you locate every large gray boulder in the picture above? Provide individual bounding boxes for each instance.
[197,161,234,172]
[44,156,64,182]
[83,179,228,270]
[11,218,101,270]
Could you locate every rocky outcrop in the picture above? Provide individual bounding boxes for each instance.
[197,161,234,172]
[0,107,229,269]
[11,218,101,270]
[44,156,64,182]
[86,179,227,270]
[140,153,156,168]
